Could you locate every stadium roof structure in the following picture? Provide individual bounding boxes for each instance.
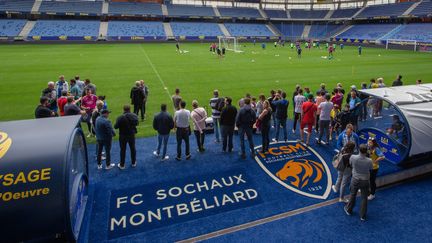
[359,84,432,158]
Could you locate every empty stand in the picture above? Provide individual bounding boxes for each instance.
[0,19,27,36]
[107,21,165,37]
[167,4,215,17]
[265,9,287,19]
[0,0,34,13]
[410,1,432,16]
[356,2,413,18]
[290,9,328,19]
[39,1,102,14]
[337,24,399,40]
[29,20,100,37]
[224,23,274,36]
[309,24,342,38]
[218,7,261,18]
[170,22,222,37]
[108,2,162,16]
[330,8,359,18]
[386,24,432,43]
[275,23,304,38]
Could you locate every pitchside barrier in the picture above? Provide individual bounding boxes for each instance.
[0,116,88,242]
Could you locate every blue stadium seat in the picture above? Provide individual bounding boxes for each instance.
[309,24,342,38]
[0,19,27,36]
[107,21,165,37]
[170,22,222,37]
[29,20,100,37]
[290,10,328,19]
[0,0,34,13]
[386,24,432,43]
[108,2,162,16]
[218,7,261,18]
[275,23,304,38]
[331,8,359,18]
[410,1,432,17]
[265,9,287,18]
[337,24,399,40]
[39,1,102,14]
[224,23,273,36]
[357,2,413,18]
[167,4,215,17]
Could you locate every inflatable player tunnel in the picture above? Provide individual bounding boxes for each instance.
[358,84,432,164]
[0,116,88,242]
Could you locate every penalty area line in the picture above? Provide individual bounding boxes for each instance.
[139,44,171,100]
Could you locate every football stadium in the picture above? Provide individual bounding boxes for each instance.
[0,0,432,242]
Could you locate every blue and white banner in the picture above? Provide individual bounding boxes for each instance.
[109,170,261,239]
[254,142,332,200]
[358,128,404,164]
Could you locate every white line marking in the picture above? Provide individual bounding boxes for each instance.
[176,198,340,243]
[177,175,411,243]
[139,44,171,100]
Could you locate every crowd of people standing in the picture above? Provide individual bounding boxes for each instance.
[35,73,414,221]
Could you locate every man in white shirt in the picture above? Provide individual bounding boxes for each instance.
[317,94,333,144]
[191,100,208,152]
[293,89,306,134]
[174,100,191,160]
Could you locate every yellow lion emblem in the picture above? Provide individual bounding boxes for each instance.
[0,131,12,159]
[276,159,324,189]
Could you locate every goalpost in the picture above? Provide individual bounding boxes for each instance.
[385,39,418,51]
[218,36,243,53]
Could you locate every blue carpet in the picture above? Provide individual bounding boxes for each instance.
[79,122,423,242]
[206,174,432,242]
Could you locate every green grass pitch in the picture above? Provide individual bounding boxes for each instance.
[0,43,431,139]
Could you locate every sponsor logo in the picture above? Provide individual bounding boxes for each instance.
[254,141,332,199]
[0,131,12,159]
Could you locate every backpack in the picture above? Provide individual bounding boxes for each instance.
[332,152,344,169]
[216,97,225,112]
[241,108,256,126]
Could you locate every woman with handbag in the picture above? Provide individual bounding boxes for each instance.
[257,100,272,153]
[191,100,208,153]
[332,141,355,202]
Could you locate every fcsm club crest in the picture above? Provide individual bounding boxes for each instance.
[0,131,12,160]
[254,141,332,199]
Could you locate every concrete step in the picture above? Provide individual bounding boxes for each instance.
[219,23,230,37]
[163,22,174,37]
[258,8,267,18]
[403,1,422,16]
[31,0,42,12]
[267,22,281,36]
[99,21,108,37]
[301,25,311,39]
[324,10,334,19]
[213,6,221,17]
[18,20,35,37]
[332,25,354,38]
[102,1,109,15]
[352,5,367,18]
[161,4,168,16]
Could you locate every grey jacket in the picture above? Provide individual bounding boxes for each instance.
[349,153,373,180]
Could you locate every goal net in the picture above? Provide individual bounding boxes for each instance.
[385,39,418,51]
[218,36,242,53]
